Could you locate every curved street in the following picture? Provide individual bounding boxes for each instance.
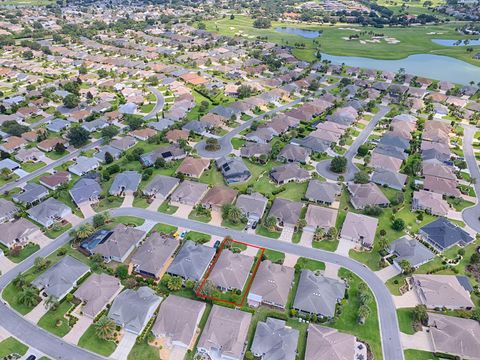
[316,106,390,181]
[195,98,302,159]
[143,86,165,121]
[461,124,480,232]
[0,207,403,360]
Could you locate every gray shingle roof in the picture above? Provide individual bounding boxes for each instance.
[143,175,180,198]
[167,240,216,281]
[69,178,102,205]
[251,318,299,360]
[109,171,141,195]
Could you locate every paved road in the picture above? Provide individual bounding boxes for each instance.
[0,206,403,360]
[195,98,303,159]
[30,115,55,129]
[143,86,165,121]
[461,124,480,232]
[316,106,390,181]
[0,139,103,194]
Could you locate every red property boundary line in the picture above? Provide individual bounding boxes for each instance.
[195,238,265,307]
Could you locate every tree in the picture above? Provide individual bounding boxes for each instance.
[237,84,254,99]
[313,227,325,241]
[12,273,26,289]
[54,142,66,154]
[167,276,183,291]
[222,204,245,225]
[75,223,95,240]
[253,18,271,29]
[63,94,80,109]
[92,214,106,228]
[124,115,144,130]
[2,120,29,136]
[353,171,370,184]
[413,305,428,326]
[34,256,48,272]
[17,287,39,307]
[22,50,33,60]
[101,125,119,140]
[205,138,220,151]
[115,265,129,280]
[357,304,371,324]
[264,216,277,231]
[198,22,206,30]
[0,168,12,181]
[357,144,369,157]
[392,218,405,231]
[104,151,114,164]
[94,316,116,340]
[398,259,414,275]
[67,127,90,147]
[330,156,347,173]
[44,295,59,310]
[326,227,338,240]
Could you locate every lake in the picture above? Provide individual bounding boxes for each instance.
[432,38,480,46]
[321,53,480,85]
[275,27,322,39]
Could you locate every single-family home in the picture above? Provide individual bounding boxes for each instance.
[68,156,100,176]
[176,157,210,178]
[216,156,251,184]
[305,325,356,360]
[209,249,254,291]
[0,218,39,249]
[109,171,141,196]
[340,212,378,249]
[167,240,216,281]
[12,183,49,206]
[69,177,102,205]
[170,180,209,206]
[268,198,303,228]
[27,198,72,227]
[235,192,268,228]
[143,175,180,199]
[269,163,310,185]
[387,236,435,269]
[40,171,71,190]
[251,318,299,360]
[305,181,340,206]
[92,224,146,263]
[200,186,238,212]
[412,190,449,216]
[347,182,390,210]
[419,217,473,252]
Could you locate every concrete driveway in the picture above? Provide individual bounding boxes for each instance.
[375,265,401,282]
[393,290,420,309]
[63,315,92,345]
[299,230,313,248]
[401,331,433,352]
[135,220,156,234]
[172,203,193,219]
[64,213,83,226]
[209,210,222,226]
[0,255,15,275]
[31,231,51,248]
[111,331,137,360]
[121,192,134,208]
[335,238,357,256]
[324,262,340,279]
[147,196,163,211]
[24,300,48,324]
[283,253,299,267]
[79,203,96,218]
[279,226,294,242]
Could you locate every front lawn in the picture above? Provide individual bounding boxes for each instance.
[263,249,285,264]
[7,243,40,263]
[94,196,123,212]
[111,216,145,227]
[185,231,211,244]
[404,350,440,360]
[44,223,72,239]
[312,239,339,252]
[38,300,73,337]
[158,201,178,214]
[255,225,281,239]
[221,219,246,231]
[198,167,225,186]
[0,337,28,358]
[295,257,325,271]
[396,308,416,335]
[188,208,211,223]
[127,337,159,360]
[78,325,117,357]
[21,161,47,173]
[152,223,177,235]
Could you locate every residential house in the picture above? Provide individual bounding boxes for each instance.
[269,163,310,185]
[209,249,254,291]
[74,273,122,318]
[69,177,102,205]
[419,217,473,251]
[293,270,346,318]
[32,256,90,301]
[15,148,45,163]
[240,142,271,159]
[151,295,206,350]
[131,233,179,279]
[0,218,39,249]
[143,175,180,200]
[37,138,68,152]
[412,274,474,309]
[197,305,252,360]
[68,156,100,176]
[108,286,162,335]
[47,119,70,133]
[278,144,311,164]
[371,169,407,191]
[423,175,461,198]
[12,183,49,206]
[93,224,146,263]
[412,190,449,216]
[305,181,340,206]
[427,313,480,360]
[27,198,72,228]
[40,171,71,190]
[268,198,303,228]
[340,212,378,249]
[247,260,294,309]
[170,180,209,206]
[140,145,186,166]
[347,182,390,210]
[388,236,435,270]
[235,192,268,228]
[216,156,251,184]
[111,136,137,151]
[94,145,122,163]
[304,205,338,233]
[130,128,157,141]
[109,171,141,196]
[199,184,238,210]
[176,157,210,178]
[305,325,356,360]
[251,318,299,360]
[167,240,216,281]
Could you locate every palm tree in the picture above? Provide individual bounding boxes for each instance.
[12,273,27,289]
[357,304,371,324]
[44,295,59,310]
[94,316,116,341]
[167,276,183,292]
[17,287,39,307]
[264,217,277,232]
[75,224,95,240]
[227,206,244,224]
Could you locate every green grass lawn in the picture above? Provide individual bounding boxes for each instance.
[185,231,211,244]
[296,257,325,271]
[221,219,246,231]
[404,349,440,360]
[44,223,72,239]
[151,223,177,234]
[7,243,40,263]
[21,161,47,173]
[188,208,211,223]
[198,167,225,186]
[312,239,339,252]
[127,338,159,360]
[204,15,480,66]
[132,195,149,209]
[78,325,117,357]
[263,249,285,264]
[94,196,123,212]
[396,308,416,335]
[256,225,281,239]
[447,197,475,211]
[38,300,73,337]
[111,216,145,227]
[231,137,245,150]
[0,337,28,358]
[158,201,178,214]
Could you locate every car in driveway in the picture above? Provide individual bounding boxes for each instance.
[26,355,36,360]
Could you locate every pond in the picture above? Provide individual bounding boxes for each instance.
[432,38,480,46]
[321,53,480,85]
[275,27,322,39]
